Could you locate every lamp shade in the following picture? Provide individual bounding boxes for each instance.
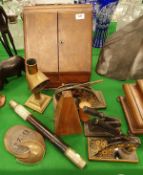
[26,58,49,93]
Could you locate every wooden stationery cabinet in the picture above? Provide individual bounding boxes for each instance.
[23,4,92,87]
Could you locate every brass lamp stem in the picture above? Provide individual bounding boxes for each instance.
[34,92,41,100]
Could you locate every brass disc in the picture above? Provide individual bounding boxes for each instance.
[16,140,45,164]
[4,125,45,161]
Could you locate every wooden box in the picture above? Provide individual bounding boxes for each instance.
[23,4,92,87]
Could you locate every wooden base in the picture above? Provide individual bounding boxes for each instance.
[79,90,106,109]
[44,72,90,88]
[118,80,143,134]
[54,90,106,109]
[88,137,138,163]
[84,123,114,137]
[118,96,143,134]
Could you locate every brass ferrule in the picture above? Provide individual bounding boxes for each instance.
[26,58,38,74]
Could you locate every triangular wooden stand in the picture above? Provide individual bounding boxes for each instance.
[55,90,82,135]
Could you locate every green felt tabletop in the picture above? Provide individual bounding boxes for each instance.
[0,23,143,175]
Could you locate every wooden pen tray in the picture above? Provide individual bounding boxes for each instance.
[88,137,138,163]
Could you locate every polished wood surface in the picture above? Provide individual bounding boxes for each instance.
[24,10,58,73]
[23,4,92,87]
[119,80,143,134]
[58,8,92,72]
[55,90,82,135]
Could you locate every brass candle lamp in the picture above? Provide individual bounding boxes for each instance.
[25,58,51,113]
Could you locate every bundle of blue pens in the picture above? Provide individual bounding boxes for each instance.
[79,0,119,48]
[92,0,119,48]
